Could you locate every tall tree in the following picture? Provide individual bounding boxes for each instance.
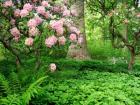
[67,0,90,59]
[86,0,140,69]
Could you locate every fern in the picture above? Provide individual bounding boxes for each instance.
[0,76,47,105]
[0,94,21,105]
[8,72,21,93]
[22,76,47,105]
[0,73,10,97]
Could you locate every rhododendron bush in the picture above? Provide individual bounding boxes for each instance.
[0,0,82,67]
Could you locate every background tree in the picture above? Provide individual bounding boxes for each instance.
[86,0,140,69]
[67,0,90,59]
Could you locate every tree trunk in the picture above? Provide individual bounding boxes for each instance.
[67,0,90,60]
[34,49,41,70]
[128,46,135,70]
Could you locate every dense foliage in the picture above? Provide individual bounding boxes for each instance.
[31,69,140,105]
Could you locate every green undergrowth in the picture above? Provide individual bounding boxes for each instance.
[0,58,140,105]
[30,69,140,105]
[40,58,140,75]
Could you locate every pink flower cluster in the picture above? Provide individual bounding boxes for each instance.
[3,0,13,7]
[50,19,64,36]
[10,27,21,42]
[36,5,51,19]
[49,63,56,72]
[27,16,43,28]
[23,3,33,12]
[29,27,39,36]
[36,6,46,15]
[6,0,81,49]
[25,37,34,46]
[58,36,66,45]
[10,19,16,25]
[35,16,43,25]
[63,6,70,17]
[14,9,21,17]
[27,19,37,28]
[20,3,33,18]
[45,36,57,48]
[41,1,49,7]
[52,5,63,13]
[20,9,29,18]
[69,33,77,42]
[70,27,80,35]
[10,27,20,37]
[63,9,70,17]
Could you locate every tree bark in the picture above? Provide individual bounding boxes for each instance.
[128,46,135,70]
[67,0,90,60]
[34,49,41,70]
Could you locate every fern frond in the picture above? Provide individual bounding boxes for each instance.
[8,72,21,93]
[0,73,10,96]
[0,94,21,105]
[22,76,47,105]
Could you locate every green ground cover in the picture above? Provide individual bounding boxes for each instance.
[31,68,140,105]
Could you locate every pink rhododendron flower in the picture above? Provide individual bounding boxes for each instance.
[49,63,56,72]
[56,27,64,36]
[10,19,16,25]
[69,33,77,42]
[58,36,66,45]
[70,27,80,35]
[43,11,50,19]
[45,35,57,48]
[50,20,64,35]
[41,1,49,7]
[23,3,33,12]
[20,9,29,18]
[34,16,43,25]
[27,19,37,28]
[29,27,39,36]
[25,37,34,46]
[63,9,70,17]
[10,27,20,37]
[3,0,13,7]
[52,5,62,13]
[36,6,46,15]
[50,20,63,30]
[13,36,20,42]
[14,9,21,17]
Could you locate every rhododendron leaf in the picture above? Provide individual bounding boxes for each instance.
[49,50,53,55]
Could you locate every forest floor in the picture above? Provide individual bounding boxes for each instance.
[31,69,140,105]
[0,48,140,104]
